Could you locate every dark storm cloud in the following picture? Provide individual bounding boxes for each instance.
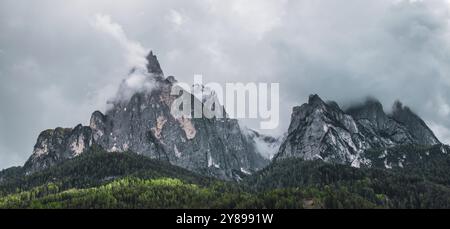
[1,0,450,169]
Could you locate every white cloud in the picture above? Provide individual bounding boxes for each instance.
[3,0,450,169]
[115,69,156,102]
[429,122,450,145]
[206,0,287,40]
[168,9,184,28]
[91,14,147,70]
[230,0,286,37]
[436,95,450,117]
[91,13,156,103]
[0,144,23,169]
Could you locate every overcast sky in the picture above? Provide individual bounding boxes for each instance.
[1,0,450,169]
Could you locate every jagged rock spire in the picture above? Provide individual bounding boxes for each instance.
[346,97,387,129]
[308,94,325,106]
[146,51,164,75]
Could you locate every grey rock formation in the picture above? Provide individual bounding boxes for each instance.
[275,95,441,167]
[346,98,416,148]
[24,125,93,173]
[146,51,164,76]
[275,94,367,166]
[24,51,268,180]
[391,101,440,145]
[23,51,442,177]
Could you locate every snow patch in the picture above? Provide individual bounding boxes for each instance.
[174,145,182,158]
[313,154,323,160]
[207,154,220,168]
[208,155,213,167]
[122,143,129,151]
[384,159,392,169]
[350,154,371,168]
[110,143,118,152]
[240,168,252,175]
[379,150,388,159]
[351,158,361,168]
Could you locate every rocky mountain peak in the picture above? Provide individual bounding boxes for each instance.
[276,94,442,168]
[391,101,418,121]
[391,101,440,145]
[24,51,267,179]
[24,125,93,173]
[290,95,329,129]
[392,100,405,112]
[326,101,341,110]
[278,94,363,165]
[347,97,384,113]
[305,94,343,115]
[346,98,387,129]
[308,94,326,107]
[146,51,164,75]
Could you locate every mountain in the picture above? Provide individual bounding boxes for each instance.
[275,95,365,165]
[275,94,441,168]
[6,50,450,209]
[23,51,268,180]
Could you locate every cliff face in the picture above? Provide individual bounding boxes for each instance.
[275,95,441,168]
[24,51,268,179]
[89,79,267,179]
[23,52,443,177]
[24,126,93,173]
[275,95,367,166]
[390,101,440,145]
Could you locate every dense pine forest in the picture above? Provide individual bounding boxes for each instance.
[1,145,450,209]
